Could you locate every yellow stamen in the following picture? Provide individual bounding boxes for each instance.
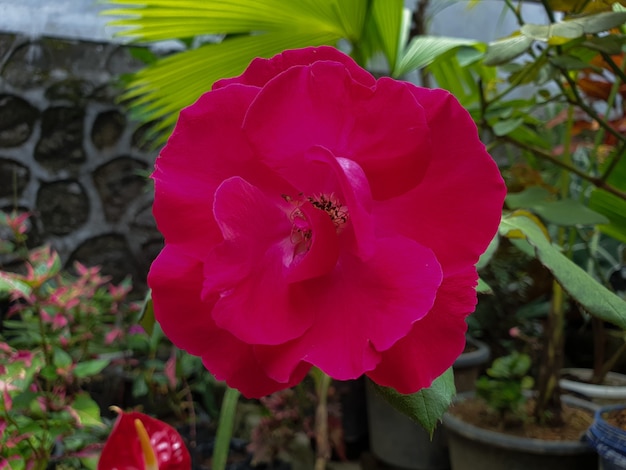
[134,418,158,470]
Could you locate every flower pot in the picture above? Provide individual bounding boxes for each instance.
[561,368,626,404]
[365,337,490,470]
[366,379,449,470]
[443,392,597,470]
[586,404,626,470]
[452,337,491,394]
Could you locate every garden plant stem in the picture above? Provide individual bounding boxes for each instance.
[213,387,240,470]
[314,371,332,470]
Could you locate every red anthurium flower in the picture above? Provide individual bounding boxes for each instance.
[98,408,190,470]
[148,46,506,398]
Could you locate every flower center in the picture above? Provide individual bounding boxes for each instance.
[282,192,349,251]
[306,193,349,230]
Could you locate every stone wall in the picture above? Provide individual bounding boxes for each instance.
[0,33,161,290]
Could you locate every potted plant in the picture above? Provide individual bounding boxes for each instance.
[422,0,626,466]
[0,212,141,468]
[444,352,598,470]
[560,242,626,402]
[587,403,626,469]
[101,1,626,469]
[365,335,490,470]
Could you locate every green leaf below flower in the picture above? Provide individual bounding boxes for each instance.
[369,368,455,437]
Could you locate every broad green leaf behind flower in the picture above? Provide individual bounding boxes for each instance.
[589,151,626,244]
[500,214,626,328]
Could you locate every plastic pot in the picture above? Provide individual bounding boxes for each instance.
[452,337,490,394]
[442,392,597,470]
[586,404,626,470]
[560,368,626,404]
[366,337,490,470]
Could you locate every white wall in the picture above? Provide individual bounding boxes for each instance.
[0,0,552,45]
[0,0,117,41]
[428,1,550,42]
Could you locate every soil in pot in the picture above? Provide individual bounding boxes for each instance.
[449,396,593,441]
[603,407,626,429]
[444,394,597,470]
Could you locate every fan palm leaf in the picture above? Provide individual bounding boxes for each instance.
[104,0,481,143]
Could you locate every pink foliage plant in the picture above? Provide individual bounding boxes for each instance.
[148,46,506,398]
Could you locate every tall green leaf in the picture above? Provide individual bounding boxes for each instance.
[395,36,480,77]
[370,0,404,72]
[500,214,626,328]
[589,154,626,244]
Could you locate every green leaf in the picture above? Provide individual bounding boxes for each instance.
[589,190,626,243]
[3,353,44,397]
[532,199,610,226]
[120,30,344,144]
[73,359,110,378]
[549,55,596,71]
[492,117,524,136]
[139,290,155,335]
[40,365,59,381]
[483,34,533,66]
[0,273,32,298]
[506,186,553,209]
[589,153,626,243]
[369,368,455,437]
[31,248,62,281]
[394,36,480,77]
[500,214,626,329]
[371,0,403,73]
[132,375,149,397]
[105,0,365,41]
[105,0,371,142]
[476,277,493,295]
[582,35,626,55]
[53,348,73,368]
[72,393,105,428]
[521,22,584,44]
[476,233,500,270]
[507,187,609,226]
[569,11,626,34]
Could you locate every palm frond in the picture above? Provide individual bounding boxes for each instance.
[122,30,343,144]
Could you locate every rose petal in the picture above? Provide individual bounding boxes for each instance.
[153,84,294,258]
[373,87,505,273]
[244,62,432,199]
[152,85,256,256]
[258,145,375,259]
[214,45,375,90]
[256,237,442,382]
[149,246,217,357]
[367,268,478,393]
[207,177,316,344]
[149,245,310,398]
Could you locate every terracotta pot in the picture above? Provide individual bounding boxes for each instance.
[366,337,491,470]
[442,392,597,470]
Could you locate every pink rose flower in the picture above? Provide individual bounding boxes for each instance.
[148,46,505,398]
